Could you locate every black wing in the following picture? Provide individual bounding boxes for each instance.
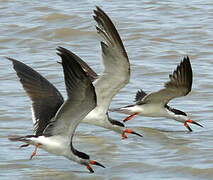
[7,58,64,136]
[57,47,98,82]
[43,47,97,141]
[134,89,147,102]
[142,56,193,105]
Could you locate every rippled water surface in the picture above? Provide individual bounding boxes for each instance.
[0,1,213,180]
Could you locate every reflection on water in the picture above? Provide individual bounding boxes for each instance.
[0,1,213,180]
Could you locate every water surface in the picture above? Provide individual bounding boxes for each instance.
[0,1,213,180]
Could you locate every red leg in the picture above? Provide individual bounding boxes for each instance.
[30,143,42,160]
[123,112,140,122]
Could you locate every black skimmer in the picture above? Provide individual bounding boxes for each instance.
[7,7,142,141]
[77,6,142,139]
[7,47,105,173]
[110,57,203,131]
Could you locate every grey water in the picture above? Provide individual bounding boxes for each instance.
[0,1,213,179]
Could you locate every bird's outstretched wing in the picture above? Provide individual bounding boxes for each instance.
[93,6,130,113]
[57,47,98,82]
[43,47,97,137]
[7,57,64,136]
[140,56,192,106]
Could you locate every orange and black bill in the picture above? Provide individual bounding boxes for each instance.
[89,160,105,168]
[184,119,203,132]
[86,160,105,173]
[122,128,143,139]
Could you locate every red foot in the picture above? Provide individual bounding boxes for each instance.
[29,143,42,160]
[30,151,36,160]
[123,112,140,122]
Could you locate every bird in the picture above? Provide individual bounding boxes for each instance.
[71,6,142,139]
[7,47,105,173]
[8,6,142,140]
[110,57,203,132]
[76,6,142,139]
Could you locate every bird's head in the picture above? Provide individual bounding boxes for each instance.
[168,108,203,131]
[80,158,105,173]
[70,143,105,173]
[71,149,105,173]
[108,117,143,138]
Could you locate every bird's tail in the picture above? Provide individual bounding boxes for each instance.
[109,105,134,115]
[8,135,37,144]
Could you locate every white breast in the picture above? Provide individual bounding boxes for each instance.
[30,136,70,156]
[82,106,106,126]
[138,104,168,117]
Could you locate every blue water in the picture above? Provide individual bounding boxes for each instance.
[0,1,213,179]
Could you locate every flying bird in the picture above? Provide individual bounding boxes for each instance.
[7,47,105,173]
[74,6,142,139]
[13,6,142,139]
[110,57,203,131]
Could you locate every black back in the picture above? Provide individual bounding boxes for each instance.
[165,105,187,116]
